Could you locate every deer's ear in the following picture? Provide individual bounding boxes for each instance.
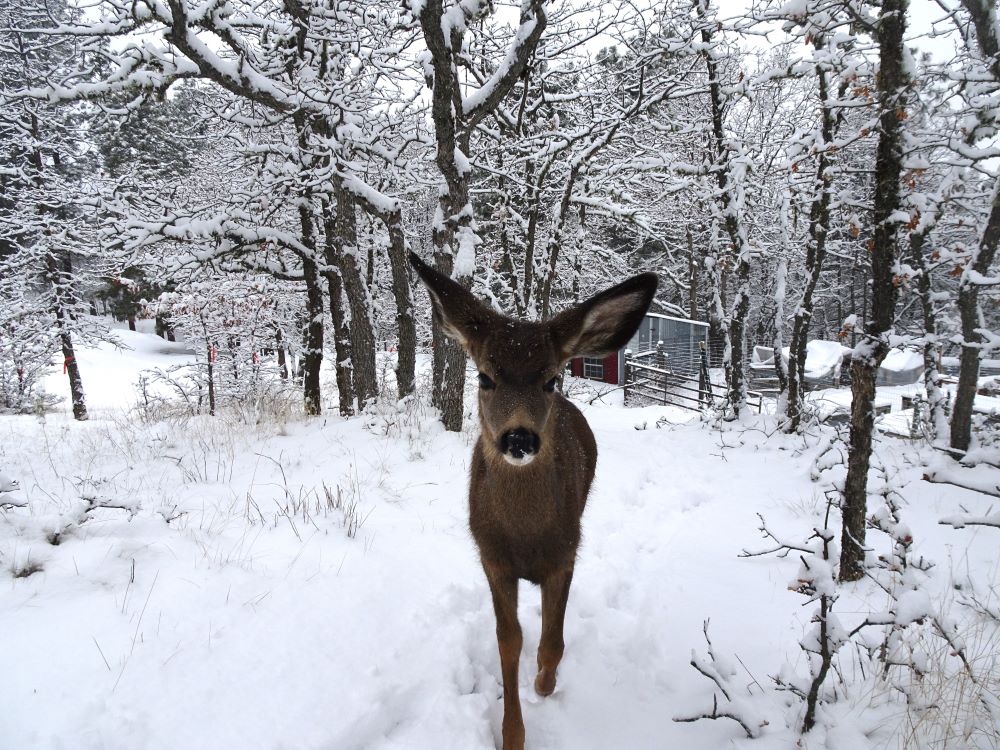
[550,273,658,360]
[409,252,497,352]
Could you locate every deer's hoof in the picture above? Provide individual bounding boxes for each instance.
[534,668,557,697]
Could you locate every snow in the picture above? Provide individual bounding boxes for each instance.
[802,340,851,379]
[752,345,775,366]
[0,472,19,493]
[3,328,999,748]
[39,321,196,411]
[452,224,479,280]
[341,174,401,216]
[454,146,471,177]
[942,356,1000,370]
[462,11,540,115]
[781,339,851,380]
[776,342,923,391]
[894,589,931,625]
[880,348,923,373]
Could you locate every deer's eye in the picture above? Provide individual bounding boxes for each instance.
[543,376,558,393]
[478,373,496,390]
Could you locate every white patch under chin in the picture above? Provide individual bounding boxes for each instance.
[502,453,536,467]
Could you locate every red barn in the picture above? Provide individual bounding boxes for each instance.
[568,353,621,385]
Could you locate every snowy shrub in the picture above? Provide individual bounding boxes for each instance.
[0,319,61,414]
[893,606,1000,749]
[135,364,208,420]
[677,426,993,746]
[364,389,440,461]
[149,278,300,422]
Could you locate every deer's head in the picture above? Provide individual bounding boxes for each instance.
[410,253,657,467]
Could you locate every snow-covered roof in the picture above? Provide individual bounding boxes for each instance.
[881,349,923,373]
[644,312,709,328]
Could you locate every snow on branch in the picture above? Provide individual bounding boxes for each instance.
[673,621,771,739]
[462,0,547,125]
[118,213,311,264]
[939,510,1000,529]
[739,512,812,558]
[923,462,1000,499]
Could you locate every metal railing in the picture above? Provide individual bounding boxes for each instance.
[624,343,762,413]
[628,339,727,378]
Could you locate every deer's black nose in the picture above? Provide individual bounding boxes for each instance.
[500,428,540,459]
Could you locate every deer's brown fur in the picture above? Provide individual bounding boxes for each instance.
[410,252,657,749]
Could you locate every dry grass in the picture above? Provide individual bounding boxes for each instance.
[894,617,1000,749]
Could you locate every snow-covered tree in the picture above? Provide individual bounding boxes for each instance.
[8,0,425,418]
[945,0,1000,453]
[840,0,910,582]
[0,0,115,420]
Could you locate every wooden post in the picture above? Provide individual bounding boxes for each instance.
[206,343,216,417]
[656,340,667,404]
[699,340,713,408]
[623,349,632,405]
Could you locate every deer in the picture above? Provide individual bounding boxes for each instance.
[409,252,657,750]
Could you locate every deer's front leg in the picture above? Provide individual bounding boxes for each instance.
[535,566,573,697]
[485,565,524,750]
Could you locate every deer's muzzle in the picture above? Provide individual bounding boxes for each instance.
[500,428,540,466]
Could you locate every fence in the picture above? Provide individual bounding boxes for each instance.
[628,339,725,378]
[624,342,762,413]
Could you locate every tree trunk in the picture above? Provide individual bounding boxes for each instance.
[198,313,216,417]
[383,213,416,400]
[321,204,356,417]
[431,250,469,432]
[772,257,788,395]
[46,253,87,420]
[416,0,545,431]
[706,255,729,372]
[840,0,908,582]
[332,179,378,410]
[419,0,475,430]
[58,327,86,420]
[366,243,375,297]
[537,174,575,320]
[786,61,835,431]
[697,0,752,417]
[910,227,948,440]
[206,344,217,416]
[291,111,324,417]
[841,356,876,579]
[950,183,1000,452]
[522,160,541,318]
[299,213,325,417]
[346,187,416,402]
[688,227,699,320]
[727,266,751,416]
[276,329,288,380]
[495,150,522,317]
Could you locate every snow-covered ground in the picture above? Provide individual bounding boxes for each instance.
[2,329,999,749]
[40,320,198,411]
